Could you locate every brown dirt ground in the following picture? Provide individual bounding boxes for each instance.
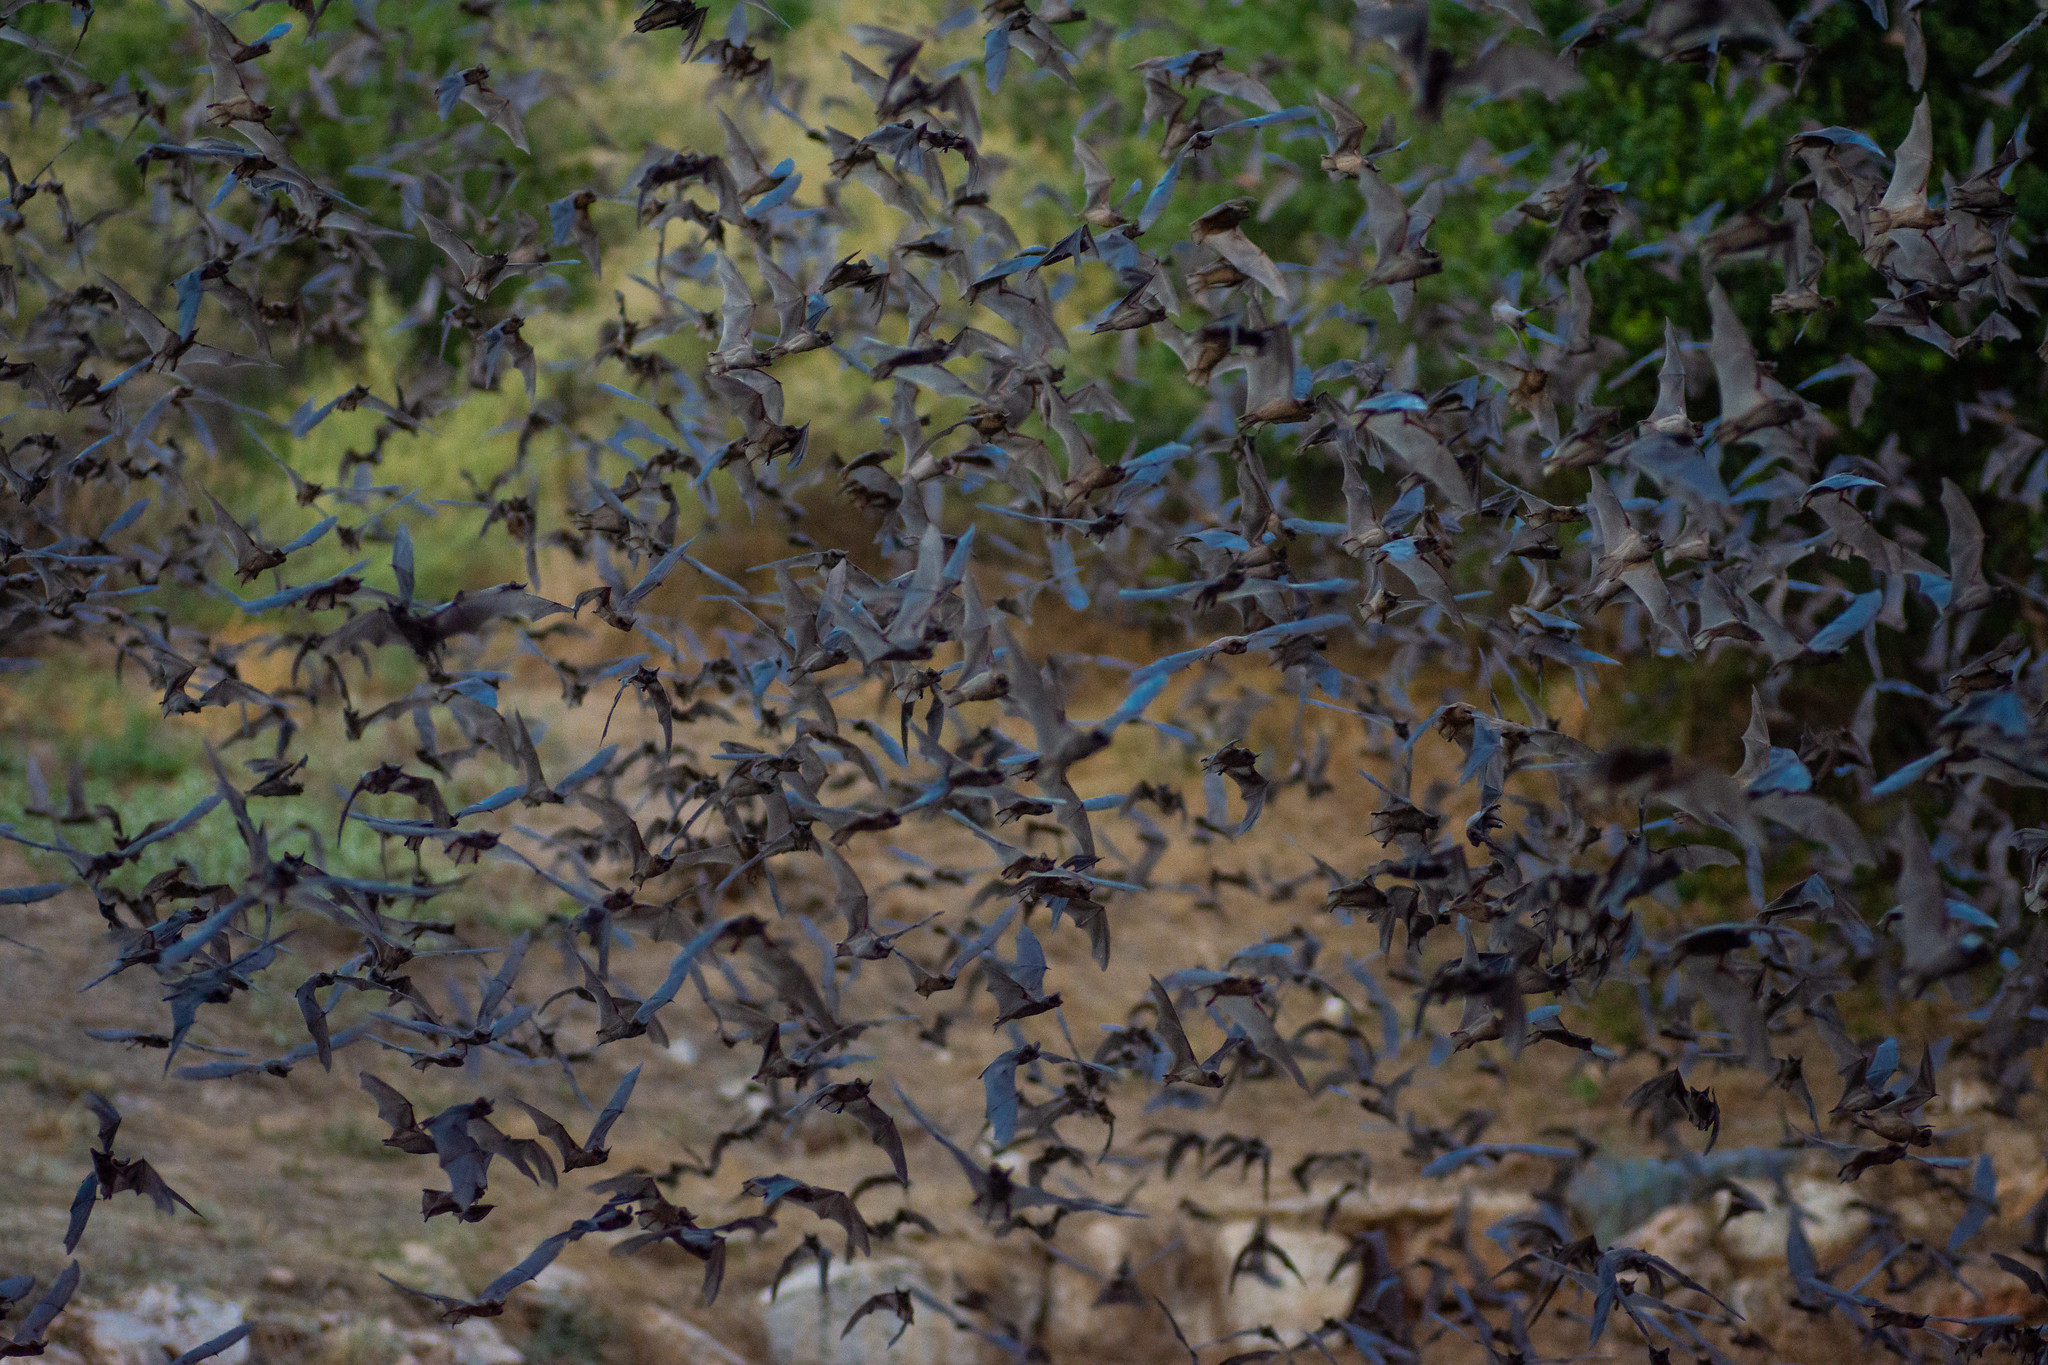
[5,571,2048,1364]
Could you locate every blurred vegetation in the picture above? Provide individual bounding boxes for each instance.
[3,0,2044,887]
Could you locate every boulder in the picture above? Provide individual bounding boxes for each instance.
[510,1262,591,1318]
[445,1319,525,1365]
[1714,1177,1868,1266]
[1726,1276,1784,1336]
[78,1285,248,1365]
[1617,1203,1729,1291]
[381,1318,524,1365]
[1936,1077,1996,1117]
[631,1306,757,1365]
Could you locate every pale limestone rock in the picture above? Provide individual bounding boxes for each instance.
[381,1319,521,1365]
[1714,1177,1868,1265]
[1617,1203,1729,1289]
[1727,1276,1785,1336]
[631,1306,756,1365]
[446,1319,524,1365]
[1936,1077,1996,1116]
[1214,1222,1359,1336]
[760,1257,975,1365]
[1042,1218,1204,1343]
[310,1315,406,1365]
[79,1285,248,1365]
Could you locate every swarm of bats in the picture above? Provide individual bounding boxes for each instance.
[3,0,2048,1360]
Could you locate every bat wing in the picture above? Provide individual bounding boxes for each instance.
[12,1261,80,1345]
[476,1227,580,1306]
[1939,478,1987,611]
[1454,42,1582,101]
[1214,994,1309,1091]
[379,1274,468,1318]
[319,607,401,655]
[632,917,736,1027]
[1359,167,1410,262]
[847,1095,908,1184]
[817,843,872,943]
[1877,95,1933,219]
[619,543,686,612]
[577,791,649,873]
[1204,226,1287,298]
[84,1092,122,1151]
[477,932,531,1025]
[745,934,838,1032]
[359,1072,419,1136]
[1705,278,1764,419]
[99,274,174,353]
[841,1290,908,1339]
[1149,977,1202,1076]
[798,1189,870,1257]
[585,1064,643,1150]
[714,253,756,356]
[1365,412,1474,515]
[1649,318,1689,427]
[981,962,1038,1022]
[757,252,806,337]
[1314,91,1364,152]
[1582,469,1630,556]
[201,488,269,564]
[130,1161,203,1217]
[1244,324,1297,415]
[182,0,250,103]
[416,210,483,277]
[1619,563,1696,659]
[889,1080,987,1193]
[428,585,569,641]
[168,1323,253,1365]
[63,1172,99,1254]
[515,1100,581,1166]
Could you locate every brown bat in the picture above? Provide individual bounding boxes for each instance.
[516,1065,641,1171]
[793,1078,908,1183]
[65,1095,202,1253]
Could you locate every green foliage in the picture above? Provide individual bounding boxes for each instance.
[520,1304,621,1365]
[974,0,2043,521]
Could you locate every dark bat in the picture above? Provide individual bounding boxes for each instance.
[1148,977,1227,1087]
[842,1288,914,1345]
[67,1095,201,1252]
[741,1175,871,1256]
[890,1082,1138,1225]
[516,1064,641,1170]
[382,1214,611,1321]
[168,1323,254,1365]
[0,1263,79,1358]
[794,1079,908,1183]
[320,585,569,666]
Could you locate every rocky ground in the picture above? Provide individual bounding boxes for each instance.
[5,648,2048,1365]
